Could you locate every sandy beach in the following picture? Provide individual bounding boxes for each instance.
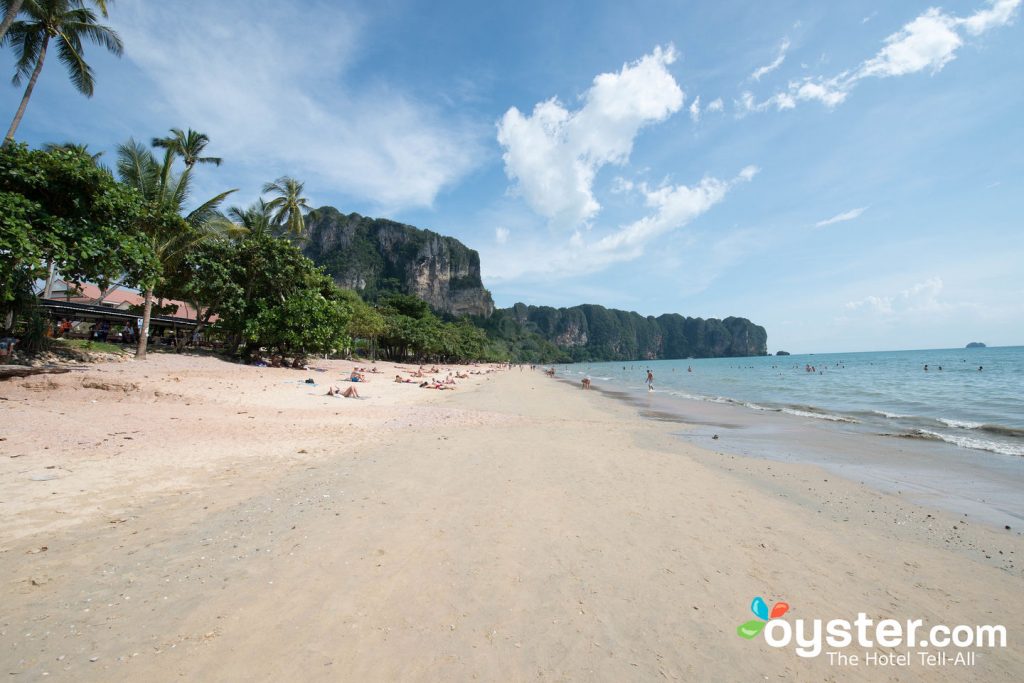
[2,355,1022,681]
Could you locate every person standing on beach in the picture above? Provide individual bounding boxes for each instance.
[646,369,654,391]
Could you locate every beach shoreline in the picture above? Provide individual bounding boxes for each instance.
[2,356,1022,680]
[567,375,1024,530]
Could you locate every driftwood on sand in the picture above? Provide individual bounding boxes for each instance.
[0,365,71,381]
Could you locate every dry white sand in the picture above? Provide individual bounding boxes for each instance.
[1,355,1021,681]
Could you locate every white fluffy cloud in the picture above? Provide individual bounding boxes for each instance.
[496,46,684,229]
[689,95,702,123]
[483,165,758,282]
[857,8,963,79]
[741,0,1021,114]
[815,206,867,227]
[495,227,510,244]
[114,1,484,210]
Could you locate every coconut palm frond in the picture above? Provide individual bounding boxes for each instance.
[185,188,238,228]
[116,139,159,195]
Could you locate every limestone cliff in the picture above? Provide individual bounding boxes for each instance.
[303,207,495,317]
[486,303,768,360]
[300,207,768,359]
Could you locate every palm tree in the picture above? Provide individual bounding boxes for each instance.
[152,128,222,170]
[263,176,311,237]
[2,0,122,143]
[1,0,111,44]
[117,137,236,360]
[225,199,275,239]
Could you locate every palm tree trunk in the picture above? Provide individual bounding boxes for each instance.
[42,259,56,298]
[135,287,154,360]
[95,281,123,305]
[0,0,24,44]
[5,35,47,144]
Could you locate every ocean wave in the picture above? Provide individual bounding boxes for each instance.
[742,401,779,412]
[939,418,984,430]
[781,406,859,423]
[932,419,1024,438]
[906,430,1024,457]
[872,410,910,419]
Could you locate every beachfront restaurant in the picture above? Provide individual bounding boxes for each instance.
[34,279,204,347]
[37,298,200,347]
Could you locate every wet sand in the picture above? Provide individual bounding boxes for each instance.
[616,384,1024,528]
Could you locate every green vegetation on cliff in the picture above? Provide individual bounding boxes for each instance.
[302,208,494,317]
[480,303,767,363]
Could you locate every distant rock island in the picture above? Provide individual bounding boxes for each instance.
[966,342,987,348]
[776,350,791,356]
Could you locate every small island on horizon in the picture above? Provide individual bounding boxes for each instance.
[966,342,987,348]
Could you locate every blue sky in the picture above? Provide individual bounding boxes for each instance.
[2,0,1022,353]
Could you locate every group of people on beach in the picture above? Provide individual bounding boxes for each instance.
[324,363,500,398]
[573,367,655,391]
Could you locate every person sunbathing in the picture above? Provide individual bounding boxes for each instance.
[326,385,360,398]
[350,370,367,382]
[395,375,415,383]
[419,380,454,390]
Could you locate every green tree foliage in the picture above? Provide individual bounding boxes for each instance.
[374,292,497,362]
[0,143,153,318]
[165,231,352,359]
[157,235,239,342]
[244,282,351,358]
[337,288,385,357]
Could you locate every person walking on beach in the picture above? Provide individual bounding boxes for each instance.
[646,369,654,391]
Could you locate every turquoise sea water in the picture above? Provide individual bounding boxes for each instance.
[558,346,1024,458]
